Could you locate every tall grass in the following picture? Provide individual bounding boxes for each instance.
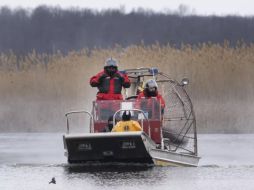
[0,43,253,132]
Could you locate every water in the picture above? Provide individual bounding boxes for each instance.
[0,133,254,190]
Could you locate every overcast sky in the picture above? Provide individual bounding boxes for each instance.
[0,0,254,16]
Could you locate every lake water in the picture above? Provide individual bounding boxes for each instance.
[0,133,254,190]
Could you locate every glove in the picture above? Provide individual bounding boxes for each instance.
[114,73,124,83]
[98,73,108,83]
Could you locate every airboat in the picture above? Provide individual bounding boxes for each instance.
[63,68,200,166]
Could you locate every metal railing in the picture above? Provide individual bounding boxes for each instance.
[65,110,93,134]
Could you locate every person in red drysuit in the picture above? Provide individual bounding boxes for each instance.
[90,58,131,120]
[90,58,130,100]
[137,79,165,118]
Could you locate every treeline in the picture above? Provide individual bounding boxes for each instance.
[0,6,254,55]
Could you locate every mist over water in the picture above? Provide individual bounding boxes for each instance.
[1,133,253,166]
[0,133,254,190]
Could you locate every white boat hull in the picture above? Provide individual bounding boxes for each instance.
[150,149,200,167]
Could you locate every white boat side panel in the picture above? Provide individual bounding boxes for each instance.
[150,149,200,167]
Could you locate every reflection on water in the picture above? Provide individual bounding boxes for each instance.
[0,134,254,190]
[65,163,153,173]
[64,164,165,188]
[1,164,254,190]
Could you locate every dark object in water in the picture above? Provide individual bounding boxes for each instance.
[49,177,56,184]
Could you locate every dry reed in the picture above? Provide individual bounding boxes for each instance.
[0,43,253,132]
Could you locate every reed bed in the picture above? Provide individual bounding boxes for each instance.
[0,43,253,132]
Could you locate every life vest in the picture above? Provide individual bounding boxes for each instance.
[90,70,130,100]
[97,75,123,94]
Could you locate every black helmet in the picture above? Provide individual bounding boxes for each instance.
[104,58,118,76]
[122,110,131,121]
[144,79,158,97]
